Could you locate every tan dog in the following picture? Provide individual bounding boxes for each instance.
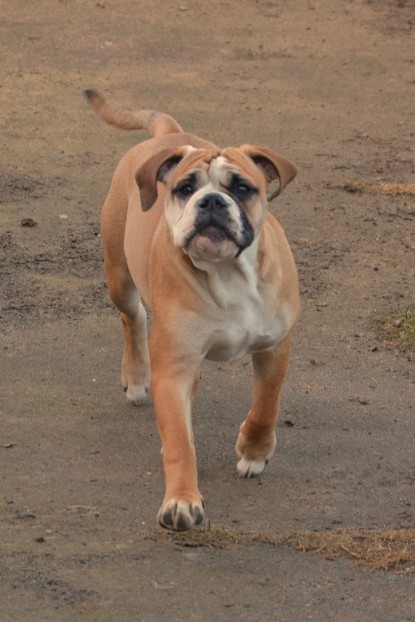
[84,90,300,531]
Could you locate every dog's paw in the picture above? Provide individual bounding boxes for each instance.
[235,421,276,477]
[121,365,150,406]
[157,498,204,531]
[123,382,149,406]
[236,456,268,478]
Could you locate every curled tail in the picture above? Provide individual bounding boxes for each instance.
[83,89,184,138]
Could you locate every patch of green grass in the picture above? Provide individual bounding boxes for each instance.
[147,525,279,549]
[342,179,370,194]
[379,308,415,356]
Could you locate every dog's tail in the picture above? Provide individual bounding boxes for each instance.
[83,89,184,138]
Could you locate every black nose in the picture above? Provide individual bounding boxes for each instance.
[197,193,228,211]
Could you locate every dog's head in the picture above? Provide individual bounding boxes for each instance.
[136,145,297,262]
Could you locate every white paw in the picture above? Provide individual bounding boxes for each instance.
[237,456,268,478]
[157,498,204,531]
[122,365,150,406]
[124,382,149,406]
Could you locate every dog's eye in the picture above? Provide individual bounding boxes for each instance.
[230,176,256,198]
[175,183,194,197]
[235,183,252,196]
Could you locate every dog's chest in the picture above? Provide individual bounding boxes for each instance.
[191,248,295,362]
[203,286,290,362]
[206,319,282,362]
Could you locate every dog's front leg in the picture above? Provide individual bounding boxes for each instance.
[150,337,204,531]
[236,333,292,477]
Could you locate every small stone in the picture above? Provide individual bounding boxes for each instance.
[16,511,36,520]
[21,218,37,228]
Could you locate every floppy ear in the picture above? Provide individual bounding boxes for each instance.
[240,145,297,200]
[135,149,185,211]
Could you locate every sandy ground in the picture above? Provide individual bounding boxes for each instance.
[1,1,414,620]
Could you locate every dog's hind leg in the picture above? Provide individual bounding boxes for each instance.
[100,181,151,405]
[104,258,150,405]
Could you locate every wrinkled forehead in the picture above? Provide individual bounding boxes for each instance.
[168,147,219,185]
[170,147,266,189]
[209,151,266,189]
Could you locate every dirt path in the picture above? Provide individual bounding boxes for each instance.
[1,1,414,620]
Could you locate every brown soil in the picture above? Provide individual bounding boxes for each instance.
[1,1,414,620]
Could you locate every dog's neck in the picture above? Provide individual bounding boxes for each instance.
[187,237,262,309]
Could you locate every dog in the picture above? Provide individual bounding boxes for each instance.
[84,90,300,531]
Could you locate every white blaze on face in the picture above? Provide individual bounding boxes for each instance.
[168,182,216,247]
[165,156,255,262]
[206,155,267,240]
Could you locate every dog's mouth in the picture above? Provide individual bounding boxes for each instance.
[183,223,242,260]
[181,207,254,260]
[185,223,240,250]
[194,224,235,244]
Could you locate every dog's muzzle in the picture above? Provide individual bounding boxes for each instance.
[186,192,254,254]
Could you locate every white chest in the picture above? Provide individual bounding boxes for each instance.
[203,297,293,362]
[192,244,295,361]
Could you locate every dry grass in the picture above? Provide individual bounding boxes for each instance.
[148,525,415,573]
[376,182,415,196]
[337,180,415,196]
[289,528,415,572]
